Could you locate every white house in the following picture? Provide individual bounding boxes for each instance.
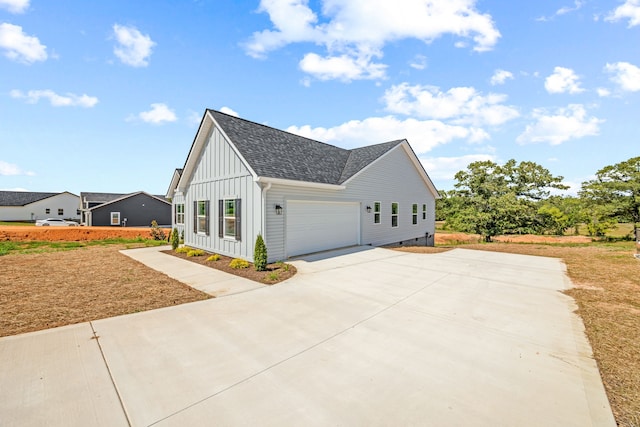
[167,109,440,262]
[0,191,80,222]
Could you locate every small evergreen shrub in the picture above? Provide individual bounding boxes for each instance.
[206,254,221,262]
[187,249,205,257]
[150,220,166,240]
[229,258,249,269]
[170,228,179,250]
[254,234,268,271]
[175,246,191,254]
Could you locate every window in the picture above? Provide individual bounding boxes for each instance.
[175,204,185,224]
[58,208,64,215]
[373,201,381,224]
[391,202,398,227]
[422,204,427,220]
[219,199,241,240]
[412,204,418,225]
[195,201,209,234]
[110,212,120,226]
[76,209,80,215]
[45,208,50,214]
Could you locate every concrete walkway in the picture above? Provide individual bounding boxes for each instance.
[120,245,265,297]
[0,247,615,426]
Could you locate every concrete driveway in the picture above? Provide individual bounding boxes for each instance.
[0,247,614,426]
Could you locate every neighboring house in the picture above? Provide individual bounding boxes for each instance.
[169,109,440,262]
[0,191,80,222]
[80,191,171,227]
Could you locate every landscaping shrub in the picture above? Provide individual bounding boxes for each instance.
[150,220,166,241]
[175,246,191,254]
[170,228,179,250]
[254,234,268,271]
[206,254,221,262]
[229,258,249,269]
[187,249,205,257]
[266,272,279,281]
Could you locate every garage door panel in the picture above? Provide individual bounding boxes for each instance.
[286,201,359,257]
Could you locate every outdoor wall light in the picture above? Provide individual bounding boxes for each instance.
[275,204,283,215]
[366,205,372,213]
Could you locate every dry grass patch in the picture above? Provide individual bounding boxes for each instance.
[397,241,640,426]
[0,245,210,337]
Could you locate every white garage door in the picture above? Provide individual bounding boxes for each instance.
[286,200,360,257]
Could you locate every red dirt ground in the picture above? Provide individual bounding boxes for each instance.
[0,226,161,241]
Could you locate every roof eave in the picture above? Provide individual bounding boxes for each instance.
[255,176,345,190]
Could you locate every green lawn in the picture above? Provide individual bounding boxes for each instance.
[0,221,34,226]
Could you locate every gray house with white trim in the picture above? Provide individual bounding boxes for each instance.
[80,191,171,227]
[168,109,439,262]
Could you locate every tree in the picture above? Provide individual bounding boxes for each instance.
[580,156,640,239]
[447,159,568,241]
[171,227,180,250]
[253,234,268,271]
[537,196,584,235]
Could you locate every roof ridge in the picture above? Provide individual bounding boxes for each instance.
[208,109,350,153]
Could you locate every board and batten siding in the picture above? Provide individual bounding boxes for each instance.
[182,126,262,262]
[265,145,436,261]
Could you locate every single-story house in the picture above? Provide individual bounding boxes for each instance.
[80,191,171,227]
[168,109,440,262]
[0,191,80,222]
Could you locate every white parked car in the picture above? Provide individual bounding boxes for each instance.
[35,218,79,227]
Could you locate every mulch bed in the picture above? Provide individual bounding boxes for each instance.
[163,249,297,284]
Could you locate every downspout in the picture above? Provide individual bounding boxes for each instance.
[261,182,272,240]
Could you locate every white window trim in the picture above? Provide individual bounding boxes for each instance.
[412,203,418,226]
[373,201,381,225]
[197,201,207,234]
[176,204,185,225]
[391,202,398,228]
[223,199,236,239]
[110,212,120,226]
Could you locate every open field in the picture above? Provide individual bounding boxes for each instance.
[398,236,640,426]
[0,225,163,241]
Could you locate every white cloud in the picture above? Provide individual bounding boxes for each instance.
[382,83,519,126]
[516,104,603,145]
[409,54,427,70]
[0,0,29,13]
[299,52,386,81]
[136,103,177,124]
[245,0,500,81]
[605,0,640,27]
[537,0,584,21]
[219,106,239,117]
[596,87,611,97]
[10,89,98,107]
[0,160,35,176]
[0,23,47,64]
[490,69,513,85]
[419,154,496,180]
[287,115,485,154]
[605,61,640,92]
[112,24,155,67]
[544,66,584,94]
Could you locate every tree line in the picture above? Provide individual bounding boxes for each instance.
[436,156,640,242]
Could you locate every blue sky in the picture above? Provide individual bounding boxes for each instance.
[1,0,639,197]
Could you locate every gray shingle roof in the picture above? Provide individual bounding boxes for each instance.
[0,191,59,206]
[80,192,127,203]
[208,110,403,185]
